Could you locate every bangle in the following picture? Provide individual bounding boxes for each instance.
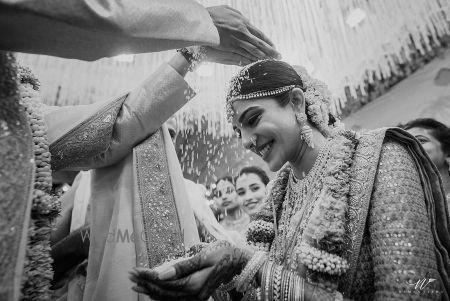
[272,265,283,301]
[293,275,299,301]
[236,251,268,293]
[280,270,290,301]
[300,277,305,301]
[288,273,295,301]
[284,270,294,301]
[261,262,274,301]
[176,46,206,72]
[267,264,277,301]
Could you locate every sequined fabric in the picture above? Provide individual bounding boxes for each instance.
[346,139,442,300]
[50,95,127,170]
[0,52,34,300]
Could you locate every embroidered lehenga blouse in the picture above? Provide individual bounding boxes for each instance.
[264,129,449,300]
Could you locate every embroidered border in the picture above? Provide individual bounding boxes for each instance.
[341,129,386,295]
[49,95,127,170]
[135,129,184,268]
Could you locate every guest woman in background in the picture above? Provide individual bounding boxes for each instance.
[401,118,450,204]
[214,176,250,240]
[235,166,270,217]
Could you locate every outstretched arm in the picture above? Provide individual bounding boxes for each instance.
[1,2,279,61]
[48,51,196,171]
[0,0,219,60]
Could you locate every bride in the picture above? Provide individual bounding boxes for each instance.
[130,60,450,300]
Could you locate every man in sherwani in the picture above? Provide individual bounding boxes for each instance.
[0,1,279,300]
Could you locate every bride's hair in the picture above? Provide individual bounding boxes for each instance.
[226,60,338,136]
[228,60,305,97]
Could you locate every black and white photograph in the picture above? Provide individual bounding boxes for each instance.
[1,0,450,300]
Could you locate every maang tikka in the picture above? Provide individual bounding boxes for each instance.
[295,112,314,148]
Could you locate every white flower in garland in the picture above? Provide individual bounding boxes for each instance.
[18,67,61,301]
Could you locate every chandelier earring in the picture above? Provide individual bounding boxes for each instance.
[295,112,314,148]
[446,157,450,173]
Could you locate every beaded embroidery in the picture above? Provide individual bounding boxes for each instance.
[50,94,127,170]
[135,129,185,267]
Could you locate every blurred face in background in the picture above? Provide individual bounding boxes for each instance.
[215,179,239,211]
[407,127,447,170]
[236,172,267,216]
[166,117,178,144]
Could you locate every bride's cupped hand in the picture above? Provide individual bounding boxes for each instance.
[129,240,252,301]
[205,5,280,66]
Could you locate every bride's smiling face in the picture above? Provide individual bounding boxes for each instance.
[232,97,302,171]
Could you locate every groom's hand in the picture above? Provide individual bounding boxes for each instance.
[206,5,280,65]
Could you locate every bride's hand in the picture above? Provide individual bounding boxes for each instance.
[129,240,252,301]
[205,5,280,65]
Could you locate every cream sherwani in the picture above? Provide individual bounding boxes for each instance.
[41,63,202,301]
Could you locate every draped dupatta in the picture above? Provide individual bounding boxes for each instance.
[342,128,450,299]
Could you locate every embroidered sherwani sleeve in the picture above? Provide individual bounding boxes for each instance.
[368,139,442,300]
[0,0,219,60]
[48,63,195,171]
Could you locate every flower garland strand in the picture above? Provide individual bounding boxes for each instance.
[302,134,356,254]
[18,67,61,301]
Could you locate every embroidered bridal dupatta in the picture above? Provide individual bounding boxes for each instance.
[341,128,450,300]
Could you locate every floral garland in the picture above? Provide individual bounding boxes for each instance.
[18,67,61,301]
[302,133,355,255]
[246,132,357,280]
[246,220,274,252]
